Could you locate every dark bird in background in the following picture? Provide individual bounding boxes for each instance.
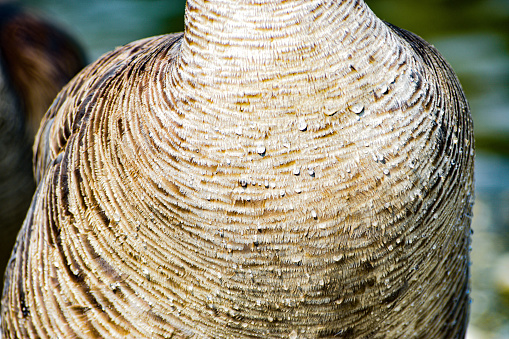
[0,1,85,291]
[1,0,473,338]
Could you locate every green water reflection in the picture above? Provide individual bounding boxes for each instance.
[21,0,509,337]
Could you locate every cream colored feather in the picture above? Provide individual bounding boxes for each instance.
[2,1,474,338]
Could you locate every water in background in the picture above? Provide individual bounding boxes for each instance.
[21,0,509,337]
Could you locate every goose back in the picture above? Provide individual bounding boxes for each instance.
[2,1,473,338]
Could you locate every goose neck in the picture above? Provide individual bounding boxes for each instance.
[178,0,374,74]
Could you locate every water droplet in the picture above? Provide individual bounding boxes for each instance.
[268,316,274,322]
[270,182,276,189]
[282,138,291,148]
[109,282,120,292]
[289,330,298,339]
[256,144,266,156]
[298,120,308,131]
[113,213,121,223]
[295,187,302,194]
[293,167,301,176]
[383,168,390,175]
[264,180,269,188]
[291,254,303,264]
[308,168,315,177]
[240,178,248,187]
[388,245,394,251]
[226,158,231,165]
[351,103,364,114]
[311,210,318,219]
[380,84,389,94]
[235,126,243,135]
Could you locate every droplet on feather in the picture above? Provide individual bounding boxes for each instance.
[351,103,364,114]
[256,144,266,155]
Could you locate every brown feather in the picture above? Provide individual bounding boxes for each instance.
[2,1,473,338]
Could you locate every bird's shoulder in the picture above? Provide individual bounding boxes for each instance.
[33,33,184,183]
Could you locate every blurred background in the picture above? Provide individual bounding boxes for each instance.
[13,0,509,337]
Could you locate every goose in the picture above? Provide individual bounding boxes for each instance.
[1,0,474,338]
[0,1,85,292]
